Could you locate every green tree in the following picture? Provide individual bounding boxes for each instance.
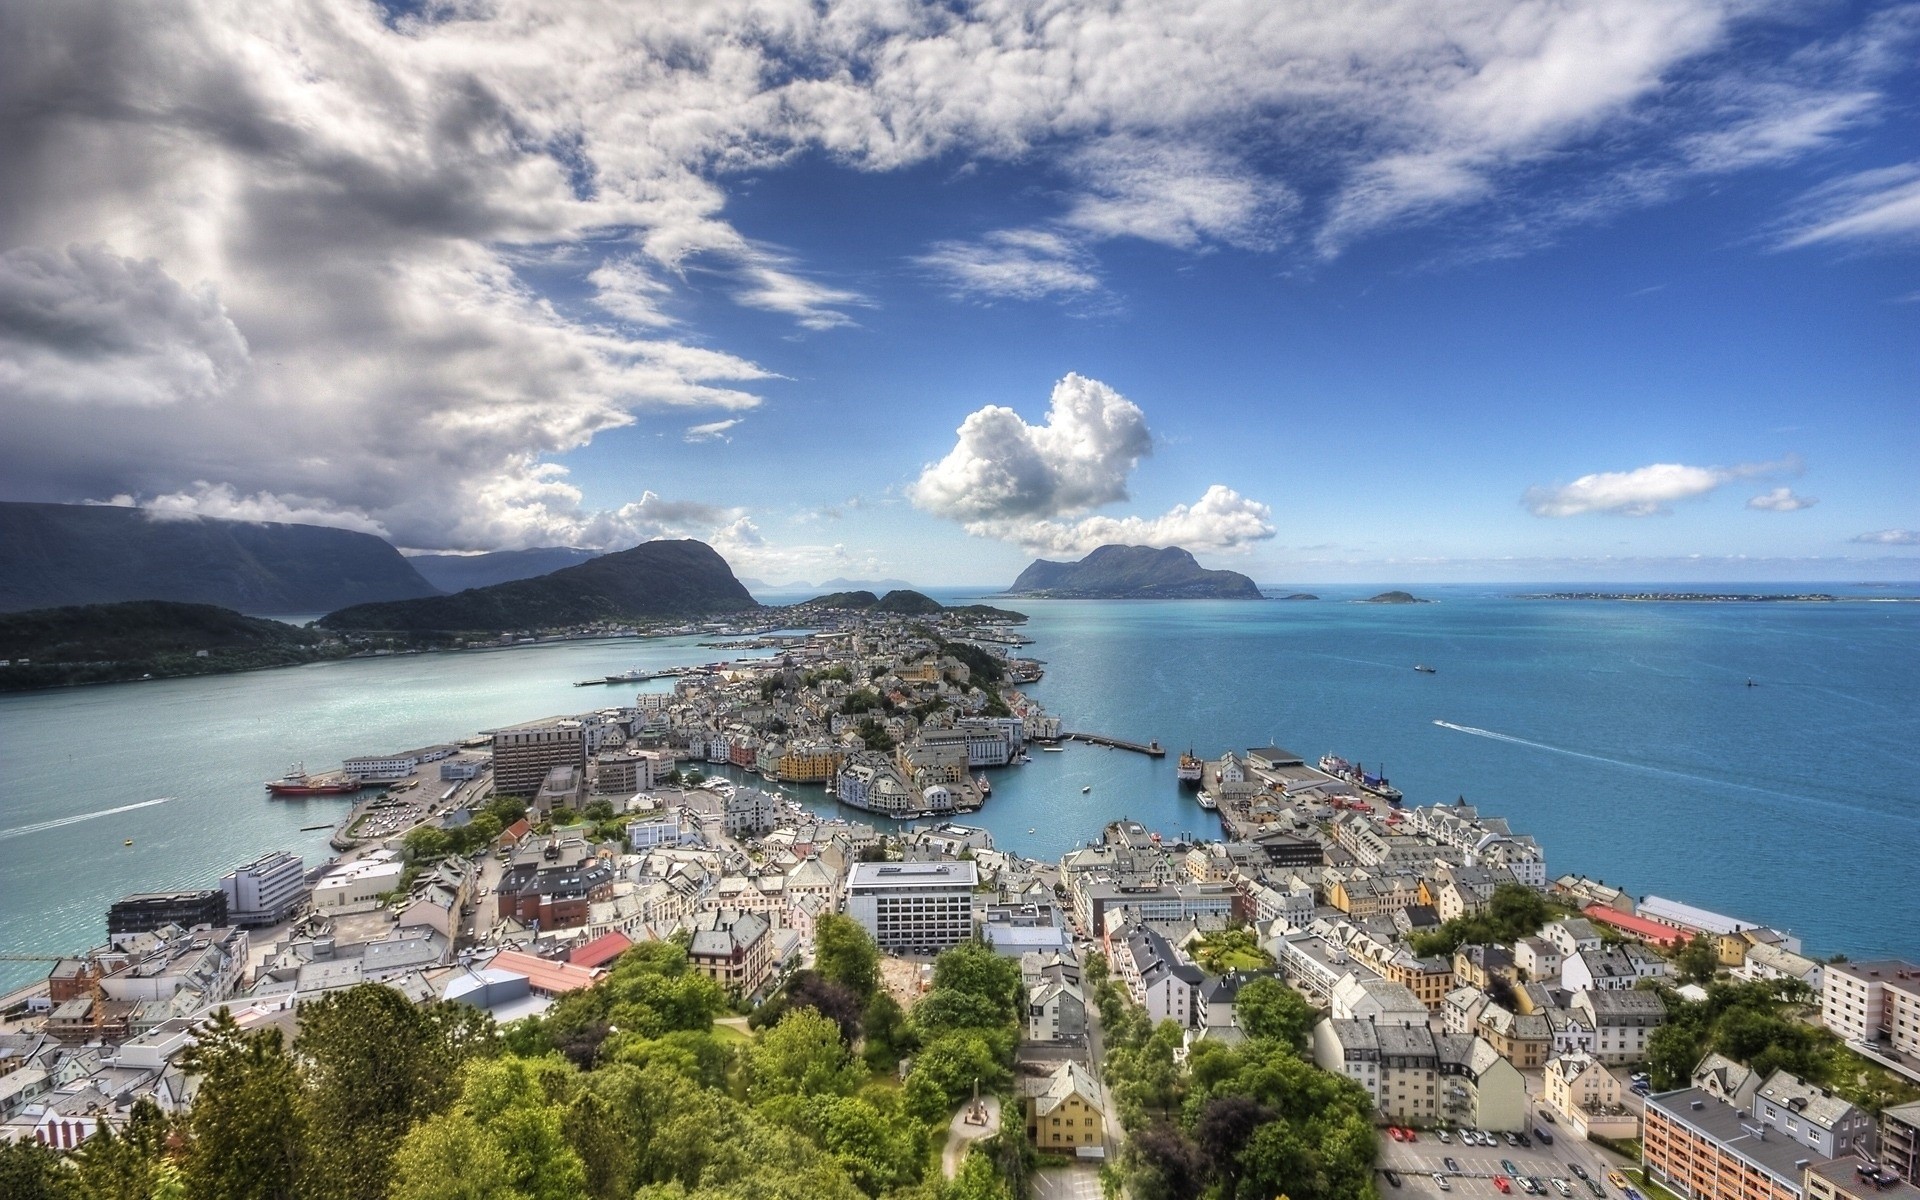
[177,1009,304,1200]
[814,914,881,1001]
[69,1103,168,1200]
[861,990,913,1072]
[745,1008,866,1102]
[1674,935,1721,985]
[388,1113,513,1200]
[907,1032,1010,1109]
[1231,978,1317,1050]
[944,1149,1013,1200]
[0,1137,73,1200]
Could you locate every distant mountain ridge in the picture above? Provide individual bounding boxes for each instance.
[320,539,756,631]
[1006,544,1262,599]
[406,547,601,593]
[0,501,441,614]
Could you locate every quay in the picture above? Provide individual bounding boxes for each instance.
[1062,731,1165,757]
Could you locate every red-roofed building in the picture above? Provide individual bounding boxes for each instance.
[497,818,532,850]
[487,950,602,995]
[568,931,634,970]
[1582,905,1686,948]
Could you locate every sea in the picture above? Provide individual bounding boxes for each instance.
[2,584,1916,992]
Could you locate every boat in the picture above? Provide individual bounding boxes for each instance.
[1027,827,1036,834]
[1042,746,1064,753]
[1316,754,1405,805]
[265,764,364,797]
[124,838,133,847]
[1081,785,1091,794]
[1196,790,1219,811]
[1414,664,1436,674]
[1176,749,1204,787]
[976,775,991,797]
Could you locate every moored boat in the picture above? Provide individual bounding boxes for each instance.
[1176,749,1204,788]
[1196,790,1219,811]
[265,763,363,796]
[1316,754,1404,804]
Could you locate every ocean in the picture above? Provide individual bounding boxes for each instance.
[1,584,1915,991]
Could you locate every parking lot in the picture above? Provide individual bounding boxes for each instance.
[1031,1163,1103,1200]
[1376,1129,1624,1200]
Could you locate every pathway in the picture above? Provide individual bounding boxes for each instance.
[942,1095,1002,1179]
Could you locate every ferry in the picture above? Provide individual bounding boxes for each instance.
[1176,749,1204,788]
[1042,746,1065,753]
[1317,754,1405,805]
[975,775,991,797]
[1196,790,1219,811]
[265,764,363,797]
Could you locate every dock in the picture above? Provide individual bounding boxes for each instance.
[1062,732,1165,757]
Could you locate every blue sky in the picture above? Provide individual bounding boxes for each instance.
[1,0,1915,583]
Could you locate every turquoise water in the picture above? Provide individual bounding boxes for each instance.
[3,587,1916,990]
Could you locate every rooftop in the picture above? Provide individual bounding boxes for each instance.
[1646,1088,1821,1189]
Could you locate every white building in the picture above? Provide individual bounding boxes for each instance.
[343,754,420,781]
[846,861,979,953]
[220,850,307,926]
[312,852,406,909]
[1823,960,1920,1055]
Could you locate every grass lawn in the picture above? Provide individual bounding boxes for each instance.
[1629,1167,1684,1200]
[710,1021,753,1044]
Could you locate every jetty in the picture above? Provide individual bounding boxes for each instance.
[1063,731,1166,757]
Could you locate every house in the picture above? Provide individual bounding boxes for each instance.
[1572,988,1667,1065]
[1514,937,1564,986]
[688,910,775,999]
[1741,943,1824,991]
[1751,1069,1877,1161]
[1024,1061,1105,1152]
[1454,944,1516,992]
[1543,917,1603,957]
[1562,945,1669,992]
[1543,1053,1637,1141]
[1028,979,1088,1042]
[1331,974,1428,1027]
[1693,1052,1761,1110]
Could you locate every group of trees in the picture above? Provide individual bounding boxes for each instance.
[2,921,1032,1200]
[1190,929,1273,974]
[1643,979,1920,1113]
[1406,884,1557,958]
[1089,954,1373,1200]
[400,793,527,865]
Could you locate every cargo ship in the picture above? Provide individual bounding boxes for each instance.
[1176,749,1204,788]
[265,764,364,797]
[1317,754,1404,805]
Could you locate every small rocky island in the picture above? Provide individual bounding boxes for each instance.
[1362,590,1429,604]
[1006,544,1263,599]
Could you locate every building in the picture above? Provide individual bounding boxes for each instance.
[1544,1053,1638,1141]
[106,890,227,935]
[1822,961,1920,1056]
[593,748,657,795]
[1881,1101,1920,1184]
[846,861,979,953]
[219,851,306,926]
[1644,1087,1810,1200]
[1118,924,1204,1028]
[1750,1070,1877,1161]
[1313,1020,1528,1131]
[1572,988,1668,1065]
[1804,1156,1920,1200]
[1024,1061,1105,1152]
[724,787,780,837]
[311,852,406,909]
[1028,978,1088,1042]
[687,910,775,998]
[534,764,584,818]
[496,837,614,929]
[1331,974,1428,1027]
[489,721,586,797]
[1563,944,1670,991]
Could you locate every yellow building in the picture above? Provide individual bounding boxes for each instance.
[1026,1061,1105,1152]
[776,745,843,783]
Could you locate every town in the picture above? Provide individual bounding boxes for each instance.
[2,607,1916,1200]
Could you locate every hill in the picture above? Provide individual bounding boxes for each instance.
[801,590,880,609]
[0,601,341,689]
[319,539,756,633]
[871,589,944,615]
[1006,544,1262,599]
[0,501,441,614]
[1363,590,1428,604]
[406,547,600,593]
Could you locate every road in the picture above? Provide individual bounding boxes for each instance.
[942,1095,1002,1179]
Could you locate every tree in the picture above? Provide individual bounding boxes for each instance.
[781,971,865,1043]
[69,1104,168,1200]
[745,1008,866,1102]
[0,1137,72,1200]
[388,1113,514,1200]
[945,1149,1013,1200]
[177,1009,305,1200]
[1194,1096,1273,1197]
[1231,978,1316,1050]
[929,941,1022,1025]
[814,914,881,1001]
[1125,1123,1205,1200]
[906,1032,1009,1109]
[861,990,913,1072]
[1675,935,1720,985]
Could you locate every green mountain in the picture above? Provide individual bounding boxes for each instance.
[1006,544,1262,599]
[0,601,339,689]
[406,547,601,593]
[0,502,442,614]
[801,590,880,609]
[320,539,756,633]
[871,589,944,615]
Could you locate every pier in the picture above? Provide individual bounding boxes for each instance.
[1062,731,1166,757]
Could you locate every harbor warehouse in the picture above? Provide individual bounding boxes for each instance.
[847,861,978,953]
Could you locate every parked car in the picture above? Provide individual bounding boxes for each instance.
[1528,1177,1547,1195]
[1507,1133,1522,1147]
[1438,1131,1452,1144]
[1435,1176,1452,1192]
[1495,1177,1513,1194]
[1445,1158,1462,1174]
[1554,1178,1574,1197]
[1519,1178,1540,1195]
[1384,1170,1403,1188]
[1405,1130,1419,1143]
[1517,1133,1532,1148]
[1387,1127,1406,1142]
[1569,1164,1590,1181]
[1503,1160,1522,1178]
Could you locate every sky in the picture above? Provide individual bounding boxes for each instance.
[0,0,1915,586]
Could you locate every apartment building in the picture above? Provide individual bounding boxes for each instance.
[219,850,307,927]
[1823,961,1920,1056]
[490,720,586,796]
[846,861,978,953]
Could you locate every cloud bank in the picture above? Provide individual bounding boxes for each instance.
[1524,458,1797,517]
[1746,487,1817,512]
[912,375,1273,554]
[1850,529,1920,546]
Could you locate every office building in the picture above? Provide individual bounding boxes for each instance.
[489,720,586,796]
[219,851,307,927]
[846,860,978,953]
[107,890,228,935]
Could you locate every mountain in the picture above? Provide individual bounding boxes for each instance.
[801,590,880,609]
[871,589,943,615]
[817,577,915,592]
[0,502,441,615]
[0,600,339,690]
[407,547,601,593]
[319,539,756,632]
[1006,544,1263,599]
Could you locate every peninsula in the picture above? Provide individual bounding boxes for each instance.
[1006,543,1263,599]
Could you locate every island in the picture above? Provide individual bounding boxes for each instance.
[1362,590,1429,604]
[1005,544,1263,599]
[1277,592,1320,600]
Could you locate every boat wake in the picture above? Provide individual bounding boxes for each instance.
[0,797,174,842]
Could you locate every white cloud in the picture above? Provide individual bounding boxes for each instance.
[685,418,742,443]
[917,230,1103,300]
[912,374,1274,553]
[911,374,1152,523]
[1850,529,1920,546]
[0,244,249,408]
[1524,459,1795,517]
[989,485,1276,555]
[1746,486,1817,512]
[589,257,677,328]
[1780,162,1920,248]
[92,483,390,536]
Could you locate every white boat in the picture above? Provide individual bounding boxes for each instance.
[1081,785,1091,794]
[1196,790,1219,811]
[1042,746,1064,753]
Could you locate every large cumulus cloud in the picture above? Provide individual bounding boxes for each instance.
[912,375,1274,554]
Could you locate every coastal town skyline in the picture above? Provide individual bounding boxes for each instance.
[2,1,1917,584]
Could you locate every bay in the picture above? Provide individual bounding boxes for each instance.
[2,585,1915,992]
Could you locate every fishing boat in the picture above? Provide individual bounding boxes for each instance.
[123,838,134,846]
[975,775,991,797]
[1317,754,1405,805]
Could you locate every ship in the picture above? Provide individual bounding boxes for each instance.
[265,764,364,797]
[1196,790,1219,811]
[976,775,992,797]
[1414,664,1436,674]
[1176,749,1204,788]
[1317,754,1405,805]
